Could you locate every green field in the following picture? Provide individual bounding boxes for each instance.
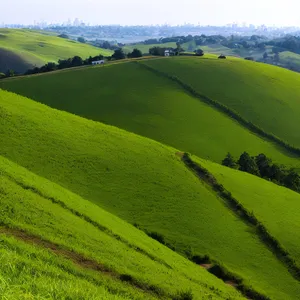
[279,51,300,71]
[0,29,112,73]
[1,153,247,300]
[2,59,300,171]
[141,56,300,148]
[198,157,300,265]
[2,89,300,299]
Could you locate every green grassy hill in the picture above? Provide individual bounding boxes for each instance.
[1,59,300,171]
[1,154,244,300]
[141,56,300,149]
[197,157,300,266]
[279,51,300,71]
[1,89,300,299]
[0,29,112,73]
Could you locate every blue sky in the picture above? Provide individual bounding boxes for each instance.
[2,0,300,26]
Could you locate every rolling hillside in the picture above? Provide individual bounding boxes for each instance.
[0,154,244,300]
[1,89,300,299]
[1,59,300,172]
[0,29,111,73]
[197,157,300,266]
[141,56,300,149]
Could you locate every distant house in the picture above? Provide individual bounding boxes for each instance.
[164,49,175,57]
[92,60,105,65]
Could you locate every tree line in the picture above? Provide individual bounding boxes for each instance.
[222,152,300,192]
[0,48,143,78]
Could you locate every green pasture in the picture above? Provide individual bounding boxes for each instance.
[198,157,300,266]
[0,28,111,72]
[1,61,300,170]
[1,89,300,298]
[141,56,300,148]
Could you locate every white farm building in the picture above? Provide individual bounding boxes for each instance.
[92,60,105,65]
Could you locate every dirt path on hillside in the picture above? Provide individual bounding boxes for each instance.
[0,226,167,299]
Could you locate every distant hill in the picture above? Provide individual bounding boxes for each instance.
[1,88,300,299]
[123,42,177,54]
[0,29,112,73]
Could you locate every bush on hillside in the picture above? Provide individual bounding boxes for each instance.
[238,152,260,175]
[222,152,300,193]
[218,55,226,59]
[146,231,166,245]
[173,289,193,300]
[77,37,86,43]
[58,33,69,39]
[127,48,143,58]
[195,49,204,56]
[191,254,211,264]
[112,49,126,60]
[149,46,167,56]
[222,152,237,168]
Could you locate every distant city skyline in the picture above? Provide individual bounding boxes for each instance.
[2,0,300,27]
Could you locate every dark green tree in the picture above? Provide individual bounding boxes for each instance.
[284,170,300,191]
[222,153,237,168]
[255,153,271,178]
[238,152,259,175]
[269,164,285,183]
[112,49,126,60]
[77,37,86,43]
[127,48,143,58]
[195,49,204,56]
[149,47,165,56]
[58,33,69,39]
[71,56,83,66]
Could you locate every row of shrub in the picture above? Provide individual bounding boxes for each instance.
[141,221,270,299]
[182,153,300,281]
[222,152,300,192]
[23,48,143,76]
[136,62,300,157]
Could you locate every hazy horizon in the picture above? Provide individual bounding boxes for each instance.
[2,0,300,27]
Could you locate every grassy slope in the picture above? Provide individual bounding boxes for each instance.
[1,61,300,170]
[141,56,300,148]
[1,90,300,299]
[0,29,112,72]
[280,51,300,70]
[197,157,300,265]
[1,155,242,300]
[123,42,176,54]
